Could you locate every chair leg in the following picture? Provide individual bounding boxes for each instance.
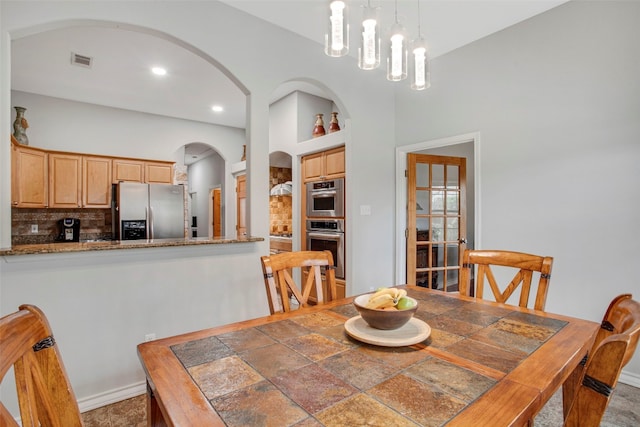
[562,361,585,419]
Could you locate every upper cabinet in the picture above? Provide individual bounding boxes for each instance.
[144,161,173,184]
[113,159,144,183]
[112,159,173,184]
[11,137,174,208]
[83,156,113,208]
[11,142,48,208]
[301,146,345,183]
[48,153,82,208]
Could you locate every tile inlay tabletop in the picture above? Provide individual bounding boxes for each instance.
[138,286,598,426]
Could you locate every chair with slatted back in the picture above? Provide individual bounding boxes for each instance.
[0,304,84,427]
[260,250,337,314]
[561,293,640,427]
[458,249,554,311]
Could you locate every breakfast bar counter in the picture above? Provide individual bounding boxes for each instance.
[0,235,264,256]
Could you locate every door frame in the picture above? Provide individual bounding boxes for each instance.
[395,132,482,284]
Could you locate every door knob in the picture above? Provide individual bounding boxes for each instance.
[459,238,467,244]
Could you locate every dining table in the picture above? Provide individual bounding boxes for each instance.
[137,285,598,427]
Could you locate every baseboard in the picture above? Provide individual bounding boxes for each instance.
[77,381,147,413]
[619,370,640,389]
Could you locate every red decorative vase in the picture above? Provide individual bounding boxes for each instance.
[312,114,326,138]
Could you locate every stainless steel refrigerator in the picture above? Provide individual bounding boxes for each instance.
[115,182,185,240]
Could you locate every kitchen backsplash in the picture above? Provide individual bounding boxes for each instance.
[269,167,292,235]
[12,208,113,245]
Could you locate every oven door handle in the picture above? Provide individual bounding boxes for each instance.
[311,190,337,198]
[307,231,343,240]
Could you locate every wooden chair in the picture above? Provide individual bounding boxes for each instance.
[562,294,640,427]
[0,304,84,427]
[459,249,553,311]
[260,250,337,314]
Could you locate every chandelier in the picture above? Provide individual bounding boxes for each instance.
[325,0,430,91]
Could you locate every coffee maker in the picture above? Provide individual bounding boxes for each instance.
[57,218,80,242]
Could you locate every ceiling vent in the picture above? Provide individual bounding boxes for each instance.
[71,52,92,68]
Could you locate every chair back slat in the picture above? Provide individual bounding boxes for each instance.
[563,294,640,426]
[260,250,337,314]
[460,249,553,311]
[0,305,84,427]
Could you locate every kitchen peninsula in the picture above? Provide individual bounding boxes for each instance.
[0,235,263,256]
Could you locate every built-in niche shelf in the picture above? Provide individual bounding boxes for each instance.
[297,129,345,155]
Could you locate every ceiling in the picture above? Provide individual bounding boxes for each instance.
[11,1,566,163]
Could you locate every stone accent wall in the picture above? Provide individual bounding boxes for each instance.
[12,208,113,245]
[269,167,292,235]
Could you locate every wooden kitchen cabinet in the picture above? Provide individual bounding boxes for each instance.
[113,159,144,183]
[48,153,82,208]
[144,161,174,184]
[83,156,112,208]
[11,141,48,208]
[301,146,345,182]
[112,159,173,184]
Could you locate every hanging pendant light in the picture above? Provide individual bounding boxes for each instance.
[386,0,408,81]
[358,1,380,70]
[325,0,349,57]
[410,37,429,90]
[410,0,430,90]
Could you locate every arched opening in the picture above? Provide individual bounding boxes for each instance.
[9,21,247,243]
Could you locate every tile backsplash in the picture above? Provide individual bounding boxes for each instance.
[269,167,292,235]
[12,208,113,245]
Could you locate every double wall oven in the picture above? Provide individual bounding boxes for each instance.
[305,178,345,279]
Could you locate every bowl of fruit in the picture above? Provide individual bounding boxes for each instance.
[353,288,418,330]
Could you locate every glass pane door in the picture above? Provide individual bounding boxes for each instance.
[407,154,467,291]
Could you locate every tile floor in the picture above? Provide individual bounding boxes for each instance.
[81,383,639,426]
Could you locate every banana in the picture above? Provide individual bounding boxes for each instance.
[366,287,408,309]
[366,294,395,309]
[370,288,397,299]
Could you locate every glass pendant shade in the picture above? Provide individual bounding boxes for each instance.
[358,4,380,70]
[325,0,349,57]
[410,37,430,90]
[386,22,408,81]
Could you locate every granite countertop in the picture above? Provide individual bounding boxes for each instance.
[0,236,264,256]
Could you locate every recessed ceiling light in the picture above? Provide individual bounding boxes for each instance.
[151,67,167,76]
[211,105,224,113]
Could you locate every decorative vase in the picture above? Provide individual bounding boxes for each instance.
[12,106,29,145]
[312,114,326,138]
[241,145,246,161]
[329,112,340,133]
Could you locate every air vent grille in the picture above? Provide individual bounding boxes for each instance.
[71,52,92,68]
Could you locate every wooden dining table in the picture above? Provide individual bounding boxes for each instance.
[137,285,598,426]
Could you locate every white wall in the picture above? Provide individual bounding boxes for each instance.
[0,0,397,414]
[395,1,640,383]
[188,153,225,237]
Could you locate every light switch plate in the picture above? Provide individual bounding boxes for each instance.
[31,224,38,233]
[360,205,371,216]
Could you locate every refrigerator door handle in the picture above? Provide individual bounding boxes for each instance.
[146,206,153,240]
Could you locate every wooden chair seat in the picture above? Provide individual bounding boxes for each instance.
[260,250,337,314]
[562,294,640,426]
[0,304,84,426]
[459,249,553,311]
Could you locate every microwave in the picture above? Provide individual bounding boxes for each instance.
[306,178,344,218]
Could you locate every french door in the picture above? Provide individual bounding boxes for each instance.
[407,154,467,291]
